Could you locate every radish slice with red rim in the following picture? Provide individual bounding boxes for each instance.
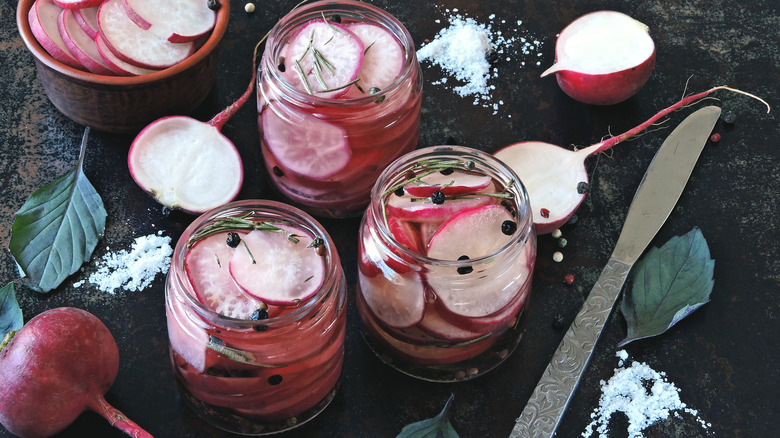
[229,227,325,306]
[53,0,102,8]
[358,270,425,329]
[403,169,492,197]
[282,19,364,99]
[123,0,216,43]
[73,6,98,39]
[261,107,351,180]
[185,232,265,320]
[342,22,404,96]
[417,303,485,342]
[96,35,159,76]
[58,9,115,75]
[28,0,83,69]
[386,181,497,223]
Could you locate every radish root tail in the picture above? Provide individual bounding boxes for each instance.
[91,394,155,438]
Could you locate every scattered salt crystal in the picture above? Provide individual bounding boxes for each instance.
[88,234,173,293]
[583,351,710,438]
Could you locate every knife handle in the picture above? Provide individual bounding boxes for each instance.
[510,259,632,438]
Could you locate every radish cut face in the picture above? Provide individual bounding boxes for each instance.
[96,35,159,76]
[73,6,99,39]
[344,22,404,93]
[229,228,325,306]
[494,141,589,234]
[128,116,243,214]
[541,10,655,105]
[426,205,522,318]
[123,0,216,43]
[58,9,115,75]
[185,233,264,320]
[358,270,425,329]
[29,0,83,69]
[262,107,351,180]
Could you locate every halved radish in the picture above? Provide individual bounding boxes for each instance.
[28,0,83,69]
[53,0,102,8]
[128,116,243,213]
[386,181,497,223]
[426,205,522,318]
[73,6,99,39]
[58,9,116,75]
[341,22,404,97]
[358,270,424,329]
[261,107,351,180]
[123,0,216,43]
[229,228,325,306]
[184,232,265,320]
[403,169,492,197]
[96,35,159,76]
[98,0,194,69]
[282,19,364,99]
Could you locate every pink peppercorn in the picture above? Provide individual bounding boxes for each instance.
[710,133,721,143]
[564,274,575,285]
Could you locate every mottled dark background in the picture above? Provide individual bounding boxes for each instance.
[1,0,778,437]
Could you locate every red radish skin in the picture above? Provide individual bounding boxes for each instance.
[58,9,116,75]
[72,6,99,39]
[403,169,492,197]
[96,35,159,76]
[494,86,771,234]
[0,308,152,438]
[123,0,216,43]
[53,0,102,8]
[541,11,656,105]
[28,0,83,70]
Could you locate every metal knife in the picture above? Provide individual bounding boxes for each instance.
[510,105,722,438]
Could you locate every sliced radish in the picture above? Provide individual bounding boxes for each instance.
[358,270,424,329]
[403,169,492,197]
[386,181,497,223]
[128,116,243,214]
[28,0,83,69]
[261,107,351,180]
[437,276,531,334]
[53,0,103,8]
[96,35,159,76]
[282,19,364,99]
[73,6,99,39]
[123,0,216,43]
[184,232,265,319]
[426,205,521,318]
[417,304,485,342]
[342,22,404,96]
[98,0,194,69]
[58,9,116,75]
[384,215,421,273]
[229,228,325,306]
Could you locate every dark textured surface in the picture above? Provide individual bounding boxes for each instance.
[1,0,778,437]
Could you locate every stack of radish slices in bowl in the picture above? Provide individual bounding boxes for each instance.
[16,0,229,133]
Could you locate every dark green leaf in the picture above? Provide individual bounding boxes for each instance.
[397,394,460,438]
[9,129,106,293]
[619,227,714,347]
[0,282,23,344]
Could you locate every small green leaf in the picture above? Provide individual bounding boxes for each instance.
[0,282,23,346]
[618,227,714,347]
[9,128,106,293]
[397,394,460,438]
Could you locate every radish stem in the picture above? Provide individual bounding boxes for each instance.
[91,395,154,438]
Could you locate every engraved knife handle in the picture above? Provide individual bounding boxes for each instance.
[510,259,632,438]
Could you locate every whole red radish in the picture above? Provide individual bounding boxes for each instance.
[0,307,152,438]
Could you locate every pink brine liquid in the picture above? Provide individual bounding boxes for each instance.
[165,201,346,435]
[257,1,422,217]
[357,146,537,381]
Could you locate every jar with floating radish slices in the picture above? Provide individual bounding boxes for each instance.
[358,146,537,382]
[165,200,346,434]
[257,0,423,217]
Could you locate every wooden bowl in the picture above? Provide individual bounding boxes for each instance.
[16,0,230,134]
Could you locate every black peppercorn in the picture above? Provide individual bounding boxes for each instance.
[457,255,473,275]
[722,110,736,125]
[251,307,269,320]
[268,374,283,385]
[501,220,517,235]
[272,166,284,177]
[207,0,221,11]
[226,232,241,248]
[439,168,454,176]
[431,190,445,205]
[329,14,341,23]
[394,187,405,197]
[577,181,589,194]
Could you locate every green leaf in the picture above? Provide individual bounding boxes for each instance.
[397,394,460,438]
[0,282,23,346]
[9,128,106,293]
[618,227,714,347]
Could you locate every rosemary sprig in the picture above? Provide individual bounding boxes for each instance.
[313,78,361,94]
[313,48,336,76]
[295,58,313,94]
[381,158,478,196]
[364,40,375,55]
[312,58,328,89]
[188,213,300,247]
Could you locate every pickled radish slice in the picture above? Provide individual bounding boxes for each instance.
[262,108,351,179]
[417,304,485,342]
[427,205,522,318]
[283,20,364,99]
[358,270,424,328]
[344,22,404,93]
[184,233,264,319]
[403,170,492,197]
[386,182,497,223]
[385,216,421,273]
[438,279,530,334]
[229,228,325,305]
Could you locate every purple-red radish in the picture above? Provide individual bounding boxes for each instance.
[72,6,99,39]
[359,270,425,329]
[95,35,159,76]
[386,181,497,223]
[28,0,83,69]
[53,0,102,8]
[98,0,194,69]
[541,11,656,105]
[282,19,364,98]
[58,9,116,75]
[403,169,492,197]
[123,0,216,43]
[494,86,771,234]
[341,22,404,98]
[229,228,326,306]
[0,307,153,438]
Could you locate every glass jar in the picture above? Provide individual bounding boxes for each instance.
[165,200,346,435]
[257,0,423,218]
[357,146,537,382]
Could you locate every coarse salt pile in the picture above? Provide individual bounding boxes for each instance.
[85,233,173,293]
[582,350,710,438]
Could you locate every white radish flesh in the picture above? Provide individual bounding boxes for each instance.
[358,270,425,329]
[123,0,216,43]
[541,11,656,105]
[58,9,116,75]
[343,22,404,95]
[417,304,485,342]
[98,0,194,69]
[73,6,99,39]
[95,35,159,76]
[28,0,83,69]
[494,86,771,234]
[229,228,325,306]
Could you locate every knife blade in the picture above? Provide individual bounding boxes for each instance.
[510,105,722,438]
